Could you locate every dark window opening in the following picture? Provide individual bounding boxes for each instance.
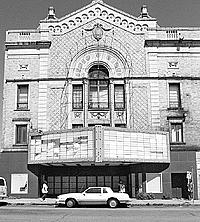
[115,124,126,128]
[171,173,189,199]
[0,179,5,186]
[16,124,27,144]
[72,124,83,129]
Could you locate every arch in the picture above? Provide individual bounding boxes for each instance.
[68,45,129,79]
[88,64,109,79]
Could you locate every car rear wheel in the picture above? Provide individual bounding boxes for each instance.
[65,198,76,208]
[108,198,118,208]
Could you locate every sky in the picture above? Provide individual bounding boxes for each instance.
[1,0,200,121]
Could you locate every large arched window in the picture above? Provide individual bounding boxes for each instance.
[88,65,109,109]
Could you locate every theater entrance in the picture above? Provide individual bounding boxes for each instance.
[46,175,128,197]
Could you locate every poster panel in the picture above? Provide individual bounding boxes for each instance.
[11,174,28,194]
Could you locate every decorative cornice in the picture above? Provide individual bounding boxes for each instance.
[6,76,200,83]
[40,1,156,35]
[5,41,51,50]
[171,144,200,151]
[145,39,200,48]
[12,118,31,122]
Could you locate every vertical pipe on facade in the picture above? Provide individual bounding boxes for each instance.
[83,79,88,127]
[125,78,130,128]
[67,79,72,129]
[110,79,114,127]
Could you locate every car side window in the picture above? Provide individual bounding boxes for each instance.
[0,179,5,186]
[103,188,108,193]
[85,188,101,193]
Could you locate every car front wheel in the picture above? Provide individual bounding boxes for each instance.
[65,198,76,208]
[108,198,118,208]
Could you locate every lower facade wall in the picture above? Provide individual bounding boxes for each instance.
[166,150,197,199]
[0,151,39,198]
[0,150,197,199]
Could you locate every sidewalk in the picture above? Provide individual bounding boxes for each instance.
[1,198,200,206]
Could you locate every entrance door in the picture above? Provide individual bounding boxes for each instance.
[171,173,188,199]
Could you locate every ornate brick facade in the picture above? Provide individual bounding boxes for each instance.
[1,0,200,199]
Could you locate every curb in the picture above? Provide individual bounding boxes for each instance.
[2,199,200,207]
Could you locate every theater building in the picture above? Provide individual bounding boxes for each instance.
[1,0,200,199]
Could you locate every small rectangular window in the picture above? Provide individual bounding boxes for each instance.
[171,123,183,143]
[16,124,27,144]
[115,124,126,128]
[114,85,125,110]
[169,83,181,109]
[72,124,83,129]
[17,85,28,110]
[72,85,83,109]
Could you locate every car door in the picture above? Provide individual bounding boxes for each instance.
[79,188,105,205]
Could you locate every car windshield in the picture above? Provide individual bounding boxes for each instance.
[0,179,5,186]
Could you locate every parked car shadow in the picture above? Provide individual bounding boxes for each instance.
[0,201,8,206]
[55,203,129,208]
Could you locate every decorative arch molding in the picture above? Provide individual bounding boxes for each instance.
[68,44,130,79]
[59,32,133,130]
[41,1,156,35]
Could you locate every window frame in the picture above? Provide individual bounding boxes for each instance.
[146,173,163,193]
[17,84,29,110]
[15,124,28,145]
[72,84,83,110]
[168,83,181,109]
[88,65,109,110]
[170,122,184,143]
[114,84,125,110]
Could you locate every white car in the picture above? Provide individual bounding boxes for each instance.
[0,177,7,199]
[56,187,131,208]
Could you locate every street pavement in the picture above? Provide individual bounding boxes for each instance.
[1,206,200,222]
[1,197,200,207]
